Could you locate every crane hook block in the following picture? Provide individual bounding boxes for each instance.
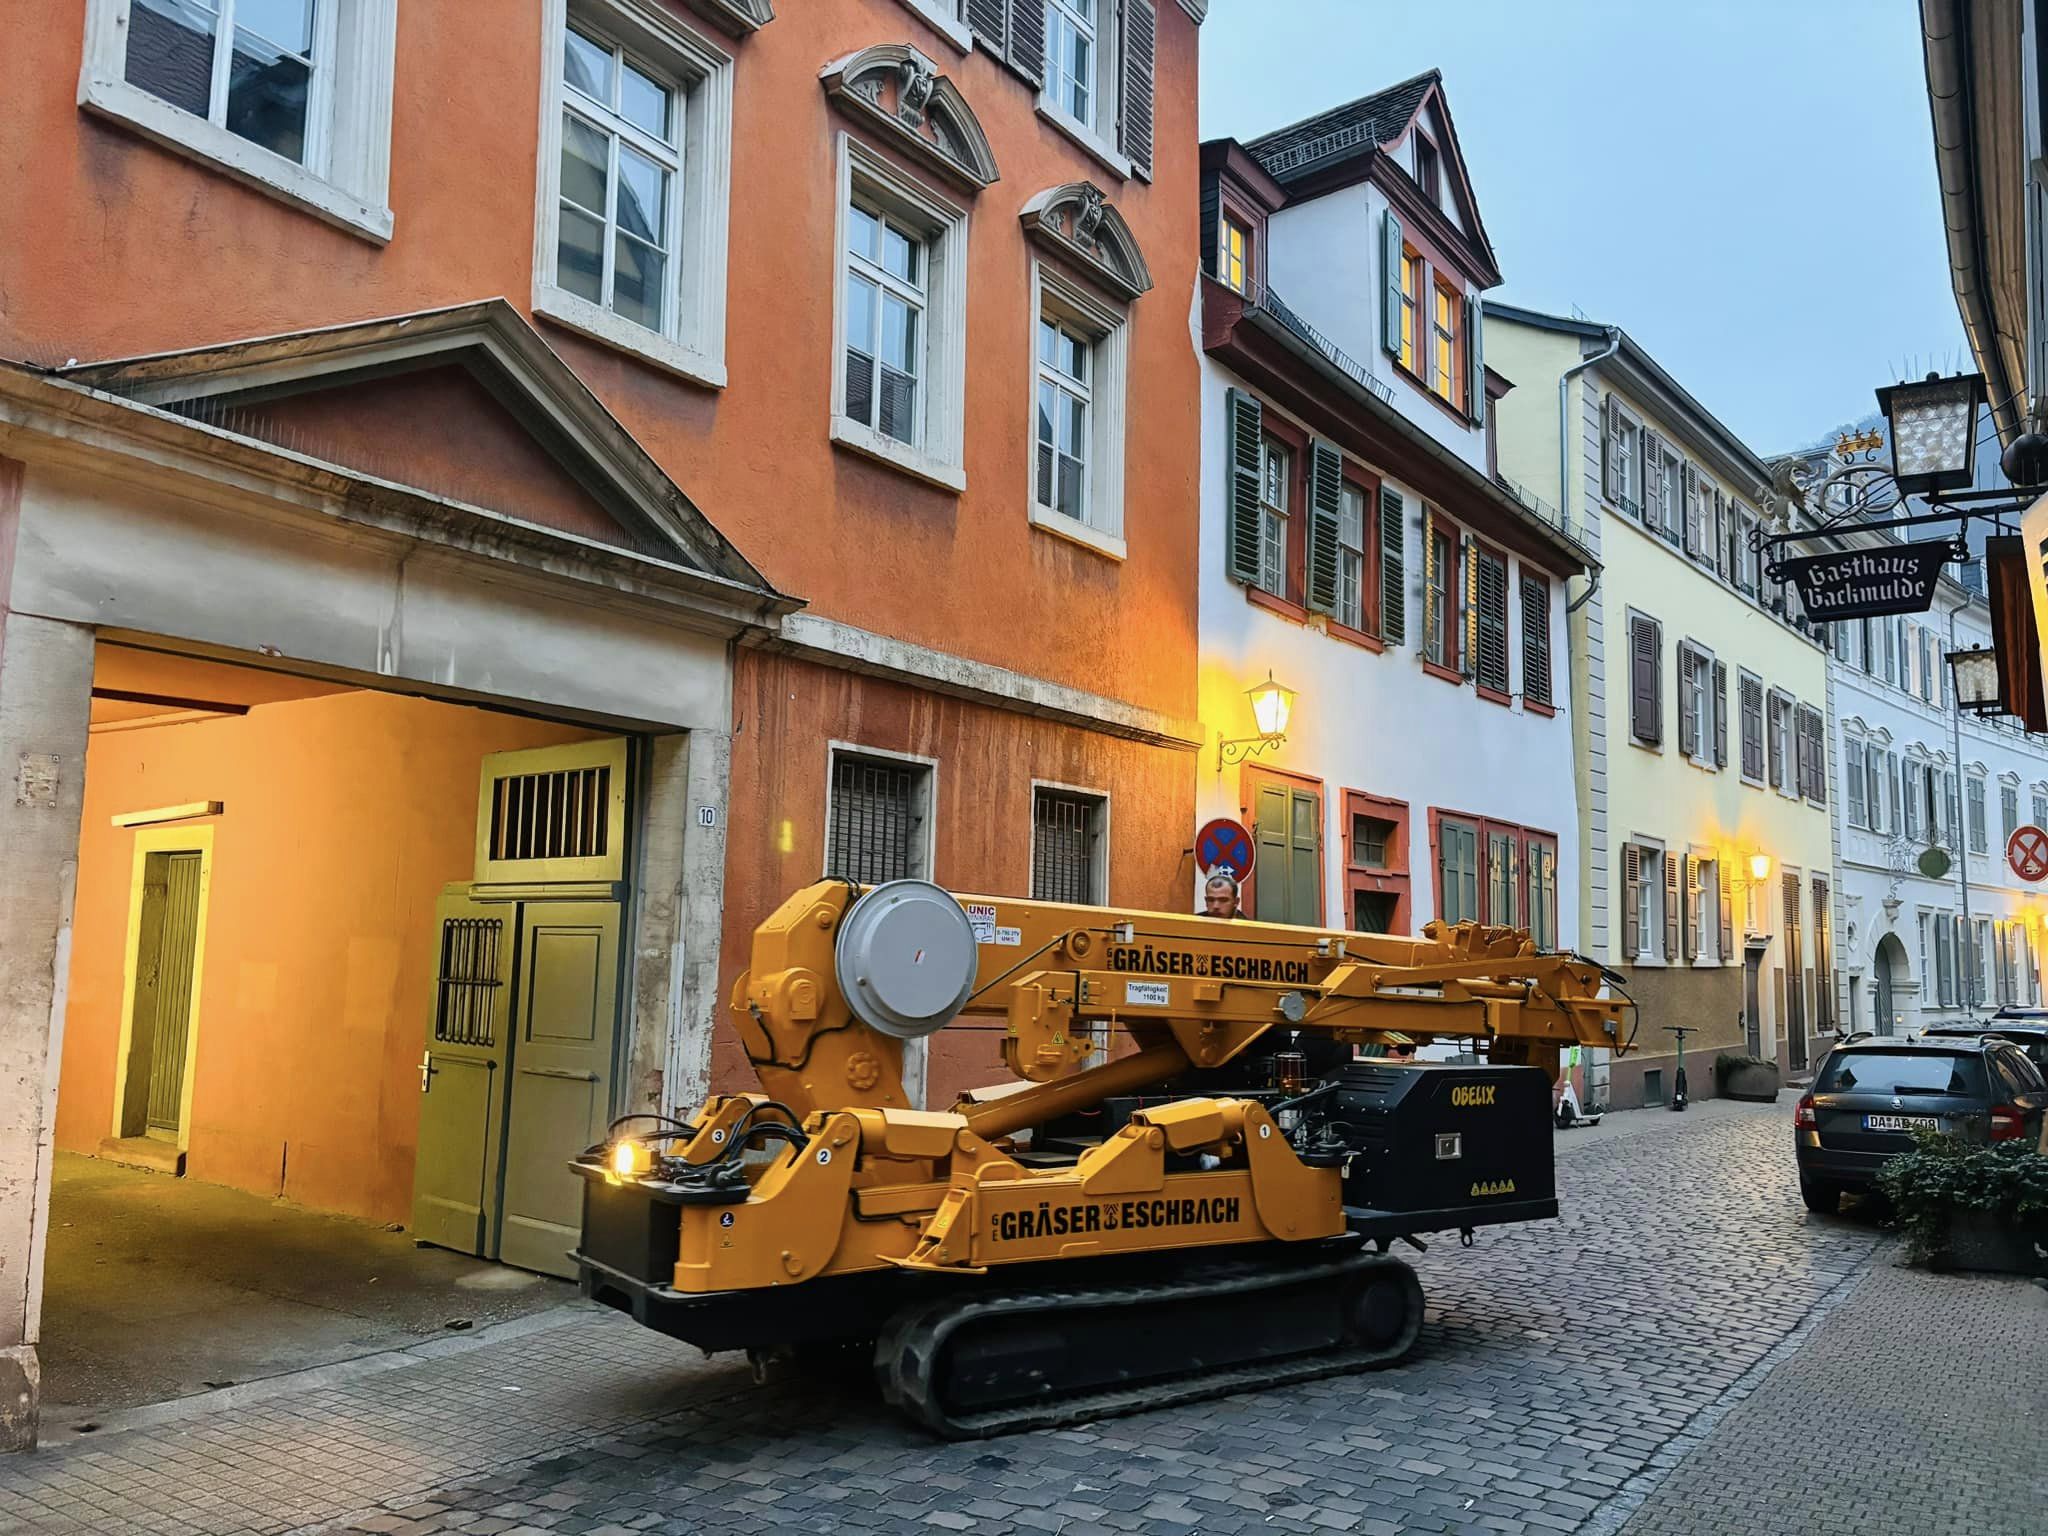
[833,880,981,1040]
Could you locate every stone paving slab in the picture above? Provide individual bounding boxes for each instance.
[0,1101,1964,1536]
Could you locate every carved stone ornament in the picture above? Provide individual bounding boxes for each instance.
[1019,182,1154,302]
[820,45,1000,192]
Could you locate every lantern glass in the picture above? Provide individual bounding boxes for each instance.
[1248,675,1295,738]
[1945,646,2002,713]
[1748,852,1772,883]
[1875,373,1984,493]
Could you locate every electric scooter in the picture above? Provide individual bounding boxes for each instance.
[1665,1024,1694,1111]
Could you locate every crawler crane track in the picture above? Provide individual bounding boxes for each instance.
[875,1245,1425,1438]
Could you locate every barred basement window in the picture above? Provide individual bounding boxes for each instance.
[826,752,932,885]
[434,917,505,1046]
[1030,787,1107,903]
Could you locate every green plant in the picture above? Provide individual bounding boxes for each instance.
[1873,1132,2048,1265]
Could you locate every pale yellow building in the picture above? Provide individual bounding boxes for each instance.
[1487,306,1835,1107]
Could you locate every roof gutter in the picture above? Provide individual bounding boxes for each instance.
[1922,0,2025,442]
[1560,327,1621,614]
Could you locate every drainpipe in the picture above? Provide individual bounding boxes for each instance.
[1949,596,1975,1010]
[1562,327,1622,614]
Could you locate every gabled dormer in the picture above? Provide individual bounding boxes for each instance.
[1227,70,1502,469]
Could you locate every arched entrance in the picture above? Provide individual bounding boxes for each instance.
[1874,934,1908,1035]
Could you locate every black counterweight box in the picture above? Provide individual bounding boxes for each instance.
[1317,1061,1558,1238]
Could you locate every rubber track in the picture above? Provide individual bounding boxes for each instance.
[874,1249,1424,1439]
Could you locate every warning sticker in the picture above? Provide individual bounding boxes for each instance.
[991,926,1022,947]
[1125,981,1170,1007]
[965,903,997,942]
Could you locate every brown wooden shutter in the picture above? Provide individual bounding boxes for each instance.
[1461,532,1479,679]
[1305,439,1343,614]
[1382,212,1404,358]
[1118,0,1156,177]
[1711,659,1729,768]
[1680,464,1700,555]
[1678,645,1699,758]
[1520,575,1551,706]
[1719,870,1735,958]
[1630,615,1661,744]
[1684,855,1701,961]
[1741,674,1764,780]
[1379,487,1406,645]
[967,0,1009,58]
[1602,395,1623,501]
[1664,851,1680,962]
[1006,0,1046,85]
[1475,548,1509,693]
[1465,295,1485,422]
[1621,844,1641,960]
[1640,430,1664,527]
[1225,390,1263,586]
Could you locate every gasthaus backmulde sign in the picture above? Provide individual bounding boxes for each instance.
[1777,542,1951,621]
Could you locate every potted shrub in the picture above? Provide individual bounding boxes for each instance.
[1714,1053,1780,1102]
[1874,1133,2048,1275]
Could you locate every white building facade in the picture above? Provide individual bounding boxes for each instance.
[1192,74,1591,951]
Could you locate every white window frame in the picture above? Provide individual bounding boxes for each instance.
[1967,770,1989,854]
[1678,639,1715,769]
[1026,258,1130,556]
[822,741,939,883]
[1035,312,1094,529]
[891,0,973,52]
[1253,434,1290,597]
[79,0,395,241]
[1691,849,1721,967]
[830,134,969,492]
[1634,839,1666,966]
[1844,731,1868,829]
[1337,479,1367,632]
[533,0,732,388]
[1028,778,1111,905]
[847,200,931,453]
[1609,404,1640,516]
[1037,0,1133,179]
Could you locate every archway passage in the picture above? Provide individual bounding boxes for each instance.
[1873,933,1909,1036]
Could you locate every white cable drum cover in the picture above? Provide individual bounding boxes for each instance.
[834,880,981,1039]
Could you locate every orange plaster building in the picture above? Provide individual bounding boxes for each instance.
[0,0,1206,1442]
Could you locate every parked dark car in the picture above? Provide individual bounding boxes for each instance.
[1794,1037,2048,1214]
[1922,1015,2048,1077]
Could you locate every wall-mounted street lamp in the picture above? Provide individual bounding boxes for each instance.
[1218,672,1296,769]
[1945,645,2003,715]
[1874,371,1986,495]
[1747,851,1773,884]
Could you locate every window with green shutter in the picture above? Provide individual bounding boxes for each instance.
[1379,486,1407,646]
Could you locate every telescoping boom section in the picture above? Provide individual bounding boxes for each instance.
[574,879,1633,1436]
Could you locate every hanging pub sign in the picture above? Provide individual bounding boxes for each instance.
[1773,539,1960,622]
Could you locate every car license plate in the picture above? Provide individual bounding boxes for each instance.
[1863,1114,1939,1132]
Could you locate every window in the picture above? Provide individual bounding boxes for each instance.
[1904,758,1926,842]
[1658,449,1683,543]
[1767,692,1793,793]
[1030,786,1107,904]
[846,202,928,448]
[1471,545,1510,696]
[81,0,396,240]
[1845,736,1867,828]
[1677,642,1714,765]
[1935,911,1956,1005]
[1414,133,1441,202]
[1255,435,1290,597]
[1812,876,1833,1030]
[1045,0,1098,126]
[1337,482,1367,632]
[1521,576,1553,708]
[1431,280,1462,407]
[1219,216,1250,294]
[1739,670,1765,783]
[1527,836,1559,952]
[825,749,933,884]
[1344,790,1410,936]
[2002,783,2020,845]
[1250,775,1321,926]
[1693,857,1722,965]
[1628,612,1662,746]
[1795,704,1826,804]
[831,137,967,488]
[1424,513,1460,670]
[1029,262,1131,547]
[1623,843,1665,962]
[1967,773,1988,854]
[1603,396,1640,513]
[1868,746,1887,833]
[534,1,733,385]
[2033,787,2048,828]
[1035,316,1090,519]
[1397,251,1422,376]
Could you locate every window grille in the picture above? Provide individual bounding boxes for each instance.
[1032,789,1104,903]
[434,917,504,1047]
[827,755,925,884]
[489,763,611,862]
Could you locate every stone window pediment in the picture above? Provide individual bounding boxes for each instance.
[1019,181,1153,302]
[821,44,999,192]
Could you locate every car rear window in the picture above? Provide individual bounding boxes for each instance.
[1816,1051,1987,1097]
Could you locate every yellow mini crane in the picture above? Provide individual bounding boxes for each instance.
[574,878,1634,1436]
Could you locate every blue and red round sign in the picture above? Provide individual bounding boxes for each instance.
[1196,817,1256,880]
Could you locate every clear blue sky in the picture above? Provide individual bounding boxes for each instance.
[1197,0,1969,454]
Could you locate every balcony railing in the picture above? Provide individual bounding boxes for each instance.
[1250,282,1396,406]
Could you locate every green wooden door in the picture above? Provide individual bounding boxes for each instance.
[410,891,516,1257]
[497,900,622,1278]
[140,851,203,1139]
[1253,783,1322,925]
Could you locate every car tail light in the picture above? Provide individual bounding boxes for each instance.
[1795,1094,1817,1131]
[1990,1105,2025,1142]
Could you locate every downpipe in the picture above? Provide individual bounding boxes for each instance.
[1560,326,1622,615]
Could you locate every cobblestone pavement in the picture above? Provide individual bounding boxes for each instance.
[2,1101,2037,1536]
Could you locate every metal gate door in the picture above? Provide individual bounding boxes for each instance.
[497,900,621,1278]
[1743,949,1763,1058]
[411,891,516,1257]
